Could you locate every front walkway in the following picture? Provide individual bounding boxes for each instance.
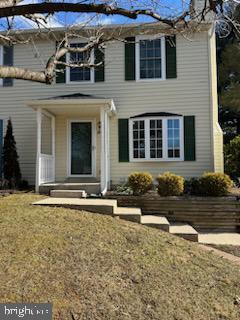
[199,232,240,245]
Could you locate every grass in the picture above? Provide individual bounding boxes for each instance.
[210,245,240,258]
[0,194,240,320]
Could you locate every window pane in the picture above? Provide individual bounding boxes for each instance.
[174,119,179,129]
[174,149,180,158]
[150,150,156,158]
[150,130,155,138]
[140,150,145,158]
[167,119,181,158]
[168,150,173,158]
[133,131,138,139]
[157,150,162,158]
[150,140,155,148]
[139,39,162,79]
[133,121,138,129]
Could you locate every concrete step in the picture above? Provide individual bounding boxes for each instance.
[39,183,101,195]
[50,190,87,198]
[141,215,170,232]
[169,222,199,242]
[33,198,117,215]
[114,207,142,223]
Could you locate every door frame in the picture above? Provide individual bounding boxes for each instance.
[67,119,96,177]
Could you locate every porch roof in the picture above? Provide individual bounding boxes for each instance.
[26,93,116,115]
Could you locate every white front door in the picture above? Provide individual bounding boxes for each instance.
[69,120,96,177]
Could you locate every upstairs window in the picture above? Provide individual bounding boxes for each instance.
[66,43,94,83]
[136,36,166,81]
[0,45,14,87]
[129,117,183,161]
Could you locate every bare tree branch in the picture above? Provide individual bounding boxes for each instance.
[0,66,46,83]
[0,0,22,9]
[0,0,222,84]
[0,2,189,27]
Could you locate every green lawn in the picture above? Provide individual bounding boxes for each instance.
[0,194,240,320]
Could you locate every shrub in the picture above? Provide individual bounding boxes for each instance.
[128,172,153,195]
[3,119,22,189]
[115,183,133,195]
[157,172,184,196]
[224,135,240,180]
[199,172,233,196]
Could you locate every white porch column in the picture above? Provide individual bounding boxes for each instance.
[100,107,110,194]
[35,107,42,192]
[51,114,56,183]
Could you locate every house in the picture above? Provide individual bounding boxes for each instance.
[0,7,223,194]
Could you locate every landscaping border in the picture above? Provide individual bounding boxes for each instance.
[105,193,240,231]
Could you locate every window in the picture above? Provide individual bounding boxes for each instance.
[66,43,94,83]
[132,120,145,159]
[130,117,183,161]
[136,36,166,81]
[167,119,180,158]
[150,119,163,158]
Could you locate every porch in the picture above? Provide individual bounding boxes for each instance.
[27,93,116,195]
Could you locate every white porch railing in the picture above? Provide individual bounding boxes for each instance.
[39,154,55,184]
[36,108,55,191]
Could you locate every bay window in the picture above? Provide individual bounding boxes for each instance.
[130,117,183,161]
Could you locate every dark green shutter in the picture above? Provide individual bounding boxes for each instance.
[125,37,135,81]
[118,119,129,162]
[184,116,196,161]
[3,46,13,87]
[0,120,3,177]
[94,47,104,82]
[56,42,66,83]
[165,36,177,79]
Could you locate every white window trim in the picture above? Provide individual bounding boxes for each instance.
[0,45,3,86]
[66,39,95,84]
[129,116,184,162]
[135,34,166,82]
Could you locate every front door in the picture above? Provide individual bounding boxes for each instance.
[70,121,94,176]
